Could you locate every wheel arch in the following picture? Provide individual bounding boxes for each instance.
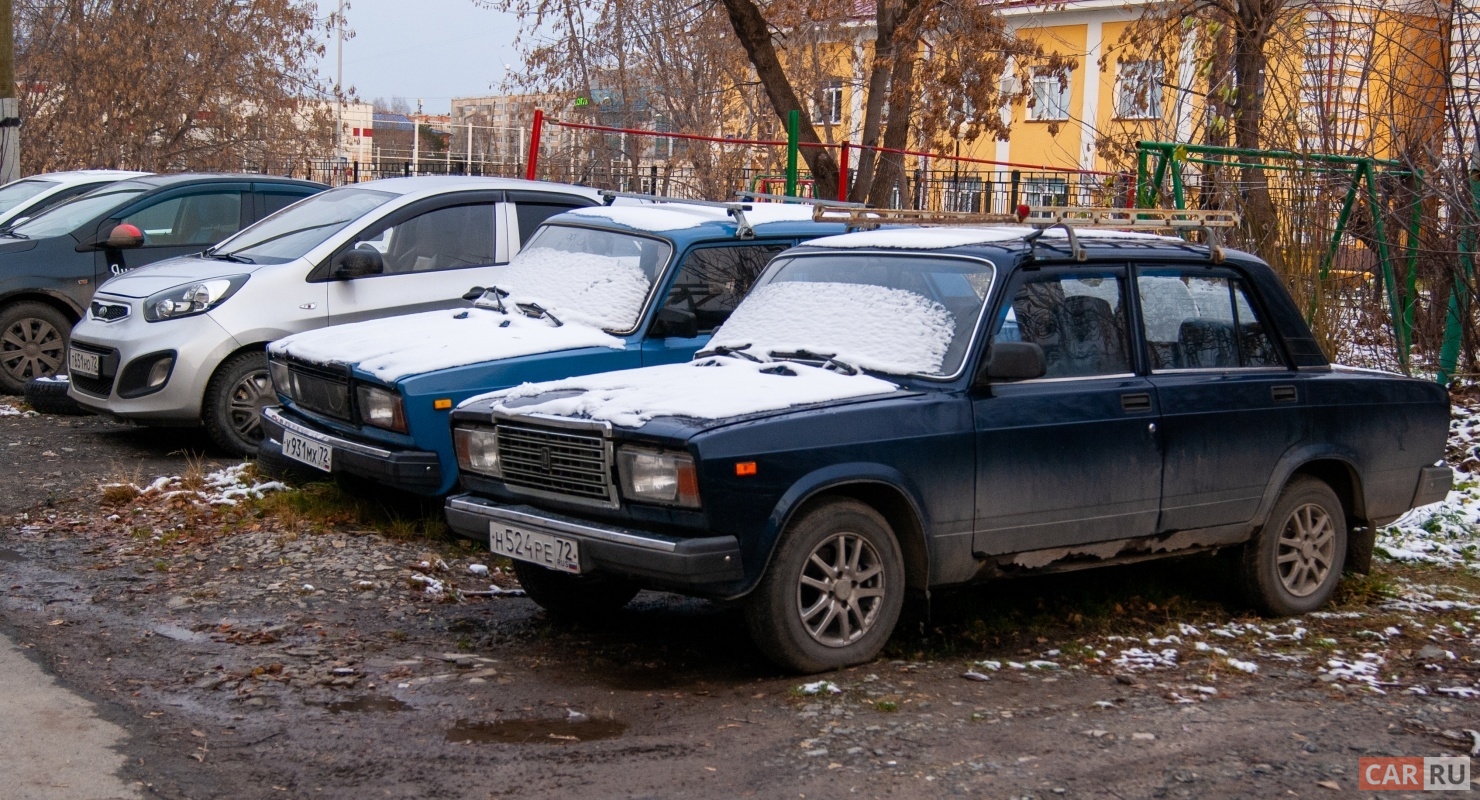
[0,290,84,323]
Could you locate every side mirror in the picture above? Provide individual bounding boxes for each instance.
[105,223,144,249]
[330,248,384,279]
[650,306,699,339]
[973,341,1046,389]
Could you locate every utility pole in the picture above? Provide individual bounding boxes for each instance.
[0,0,19,183]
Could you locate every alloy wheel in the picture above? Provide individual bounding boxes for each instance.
[1276,502,1336,597]
[0,316,63,383]
[796,531,886,647]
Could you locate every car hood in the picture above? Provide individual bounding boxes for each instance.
[268,306,626,384]
[462,357,901,429]
[96,254,272,298]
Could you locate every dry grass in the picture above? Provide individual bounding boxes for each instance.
[243,479,449,542]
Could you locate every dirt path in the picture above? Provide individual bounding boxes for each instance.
[1,409,1476,799]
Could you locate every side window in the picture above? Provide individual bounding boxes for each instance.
[660,245,785,334]
[515,202,583,246]
[349,203,497,275]
[994,271,1131,378]
[1136,270,1283,369]
[122,191,243,247]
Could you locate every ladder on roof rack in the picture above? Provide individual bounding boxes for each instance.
[809,204,1241,263]
[599,190,761,239]
[733,191,869,208]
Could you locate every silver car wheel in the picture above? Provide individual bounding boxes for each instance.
[1277,502,1336,598]
[796,531,886,647]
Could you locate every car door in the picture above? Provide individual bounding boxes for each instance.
[1136,265,1303,531]
[323,193,503,325]
[972,265,1163,556]
[96,184,249,278]
[640,241,788,366]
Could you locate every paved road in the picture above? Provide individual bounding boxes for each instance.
[0,631,139,800]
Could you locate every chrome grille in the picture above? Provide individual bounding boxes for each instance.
[285,366,350,421]
[497,423,615,506]
[89,301,129,322]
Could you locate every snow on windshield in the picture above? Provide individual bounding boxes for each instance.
[268,307,624,383]
[708,281,957,375]
[478,357,899,428]
[491,247,653,330]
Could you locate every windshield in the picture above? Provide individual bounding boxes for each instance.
[708,253,995,377]
[212,187,394,264]
[11,187,147,238]
[0,179,57,215]
[482,223,671,331]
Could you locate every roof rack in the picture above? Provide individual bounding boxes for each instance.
[599,190,759,239]
[734,191,869,209]
[810,204,1240,263]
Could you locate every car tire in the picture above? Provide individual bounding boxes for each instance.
[202,351,274,457]
[511,560,640,619]
[24,376,90,416]
[1236,476,1348,616]
[0,302,73,394]
[744,498,905,674]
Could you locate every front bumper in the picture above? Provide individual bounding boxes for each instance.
[445,494,745,589]
[260,406,443,494]
[67,305,238,422]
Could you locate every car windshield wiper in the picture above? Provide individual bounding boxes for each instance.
[695,342,763,363]
[202,248,253,264]
[464,285,509,313]
[0,228,28,239]
[768,348,859,375]
[516,301,563,327]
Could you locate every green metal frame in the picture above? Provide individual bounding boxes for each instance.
[1133,141,1454,379]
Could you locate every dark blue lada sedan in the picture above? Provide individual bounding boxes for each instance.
[444,223,1453,673]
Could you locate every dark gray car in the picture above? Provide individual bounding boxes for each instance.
[0,173,325,392]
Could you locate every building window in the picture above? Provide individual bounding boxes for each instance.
[813,79,844,126]
[1114,60,1165,120]
[1028,70,1071,121]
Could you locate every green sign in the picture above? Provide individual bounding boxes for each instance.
[574,97,589,107]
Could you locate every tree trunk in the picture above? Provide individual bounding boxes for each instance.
[1231,17,1284,273]
[867,32,918,207]
[849,0,898,202]
[717,0,840,197]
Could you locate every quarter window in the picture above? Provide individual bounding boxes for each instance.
[1136,271,1282,369]
[661,245,785,334]
[996,272,1131,378]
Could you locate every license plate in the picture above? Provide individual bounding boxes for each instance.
[490,523,581,574]
[68,348,99,378]
[281,429,332,472]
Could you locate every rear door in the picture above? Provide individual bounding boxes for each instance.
[323,192,503,324]
[640,241,788,365]
[1136,265,1303,531]
[972,265,1163,555]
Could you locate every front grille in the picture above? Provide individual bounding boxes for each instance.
[285,365,351,421]
[68,342,116,397]
[497,423,616,506]
[89,301,130,322]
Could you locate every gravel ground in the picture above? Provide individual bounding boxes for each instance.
[2,405,1479,799]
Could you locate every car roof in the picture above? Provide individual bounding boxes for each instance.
[120,173,326,190]
[16,169,151,184]
[350,176,603,201]
[792,225,1261,268]
[542,202,849,243]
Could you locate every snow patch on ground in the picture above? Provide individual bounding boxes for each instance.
[709,281,957,375]
[477,357,899,428]
[103,463,287,507]
[269,306,624,383]
[0,403,36,417]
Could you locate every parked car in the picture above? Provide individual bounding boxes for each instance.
[67,177,604,454]
[443,221,1452,673]
[0,173,325,393]
[0,170,151,229]
[258,201,848,496]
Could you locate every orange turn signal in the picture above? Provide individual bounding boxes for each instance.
[735,461,757,477]
[433,398,453,410]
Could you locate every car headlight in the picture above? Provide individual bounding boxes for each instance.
[617,447,700,508]
[453,427,500,476]
[356,385,407,433]
[143,275,248,322]
[268,359,292,400]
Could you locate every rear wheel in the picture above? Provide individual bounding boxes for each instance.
[511,560,640,619]
[745,499,905,673]
[1236,476,1347,615]
[203,351,273,456]
[0,302,72,394]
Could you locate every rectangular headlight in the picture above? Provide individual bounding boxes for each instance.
[453,427,500,476]
[356,385,407,433]
[268,359,292,399]
[617,447,700,508]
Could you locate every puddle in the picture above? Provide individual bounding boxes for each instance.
[323,697,410,715]
[150,624,208,643]
[0,549,24,562]
[446,717,627,744]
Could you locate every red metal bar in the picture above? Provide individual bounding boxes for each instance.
[525,109,544,181]
[549,118,802,149]
[837,142,850,202]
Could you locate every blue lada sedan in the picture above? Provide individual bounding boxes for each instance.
[258,202,846,496]
[444,223,1453,673]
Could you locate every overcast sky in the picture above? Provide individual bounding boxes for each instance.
[316,0,523,114]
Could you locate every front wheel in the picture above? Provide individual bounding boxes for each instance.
[1236,476,1348,616]
[745,499,905,673]
[0,302,72,394]
[511,560,640,619]
[202,351,274,456]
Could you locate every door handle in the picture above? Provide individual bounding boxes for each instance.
[1121,392,1152,413]
[1271,385,1297,403]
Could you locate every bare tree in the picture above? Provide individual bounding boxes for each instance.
[16,0,339,175]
